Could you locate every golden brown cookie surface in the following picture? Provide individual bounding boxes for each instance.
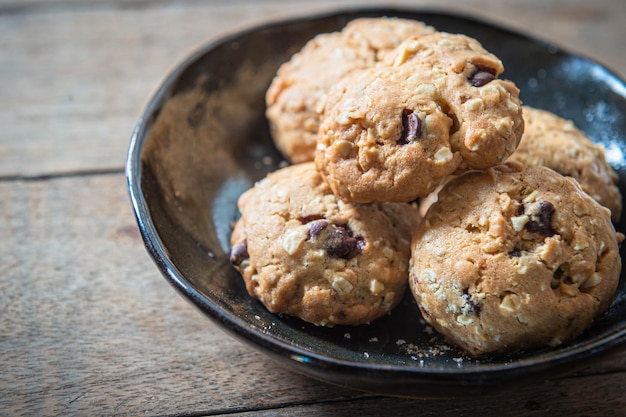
[265,17,435,163]
[230,163,421,326]
[509,106,622,221]
[316,32,524,203]
[409,165,621,355]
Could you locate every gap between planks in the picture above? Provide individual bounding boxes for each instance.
[0,167,125,183]
[0,0,319,16]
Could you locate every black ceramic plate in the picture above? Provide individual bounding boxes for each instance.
[126,8,626,397]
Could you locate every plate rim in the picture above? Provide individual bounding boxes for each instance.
[126,6,626,391]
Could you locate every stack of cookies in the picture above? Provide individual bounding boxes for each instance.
[230,18,623,355]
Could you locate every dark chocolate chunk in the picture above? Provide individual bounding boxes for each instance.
[325,224,365,259]
[525,200,556,237]
[553,267,564,280]
[306,220,366,259]
[469,68,496,87]
[229,240,249,266]
[298,214,325,224]
[462,289,481,315]
[509,247,522,257]
[398,109,421,144]
[551,266,566,289]
[308,220,329,239]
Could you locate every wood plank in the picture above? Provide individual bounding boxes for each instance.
[1,0,624,178]
[219,368,626,417]
[0,173,363,416]
[3,2,626,415]
[1,172,625,415]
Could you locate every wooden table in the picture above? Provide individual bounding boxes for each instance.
[3,0,625,415]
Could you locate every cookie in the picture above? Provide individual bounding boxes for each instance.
[230,162,421,326]
[508,106,622,221]
[315,32,524,203]
[409,164,622,355]
[265,17,435,163]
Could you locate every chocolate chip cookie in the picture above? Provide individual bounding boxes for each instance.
[509,106,622,221]
[316,32,524,203]
[409,164,622,355]
[230,162,421,326]
[265,17,435,163]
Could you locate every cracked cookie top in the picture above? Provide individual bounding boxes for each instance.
[409,164,622,355]
[315,32,524,203]
[265,17,435,163]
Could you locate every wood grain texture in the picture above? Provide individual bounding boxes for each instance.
[0,174,358,416]
[2,1,626,416]
[1,0,624,177]
[2,173,625,416]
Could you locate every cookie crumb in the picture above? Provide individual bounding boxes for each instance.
[400,342,453,358]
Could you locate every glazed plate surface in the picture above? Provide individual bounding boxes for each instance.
[127,8,626,397]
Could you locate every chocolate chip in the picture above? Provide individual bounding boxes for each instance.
[308,220,329,239]
[469,68,496,87]
[398,109,421,145]
[553,267,564,280]
[462,289,481,315]
[509,247,522,257]
[306,221,366,259]
[298,214,325,224]
[229,240,249,266]
[551,267,565,289]
[325,224,365,259]
[300,215,329,239]
[524,200,556,237]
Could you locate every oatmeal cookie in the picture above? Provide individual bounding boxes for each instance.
[316,32,524,203]
[509,106,622,221]
[230,162,421,326]
[409,164,622,355]
[265,17,435,163]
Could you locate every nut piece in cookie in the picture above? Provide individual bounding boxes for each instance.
[265,17,435,163]
[315,32,524,203]
[509,106,622,221]
[409,165,622,355]
[230,162,421,326]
